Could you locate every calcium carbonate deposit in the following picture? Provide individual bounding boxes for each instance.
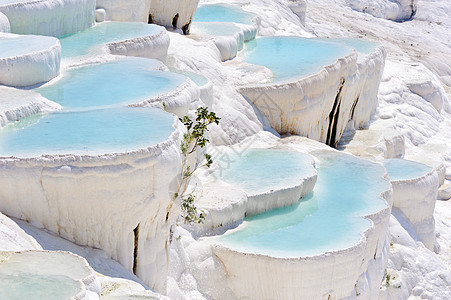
[0,0,450,299]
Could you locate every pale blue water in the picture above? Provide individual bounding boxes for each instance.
[169,69,209,87]
[219,149,315,195]
[384,159,432,181]
[244,37,354,82]
[59,22,164,58]
[37,58,186,108]
[0,34,56,59]
[0,107,175,157]
[191,22,242,37]
[318,38,380,55]
[215,151,389,258]
[193,4,258,25]
[0,274,81,300]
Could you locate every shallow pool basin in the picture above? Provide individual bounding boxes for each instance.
[59,21,167,59]
[208,151,391,299]
[0,251,99,300]
[0,33,60,86]
[214,151,389,258]
[219,149,315,196]
[384,158,433,181]
[193,3,258,25]
[384,158,437,250]
[243,37,355,83]
[37,58,187,109]
[0,106,175,157]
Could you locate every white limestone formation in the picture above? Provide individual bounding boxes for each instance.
[0,118,184,293]
[199,78,214,109]
[107,26,170,62]
[191,21,259,61]
[96,0,200,34]
[0,12,10,32]
[391,167,440,250]
[0,0,95,37]
[438,182,451,200]
[239,46,387,147]
[99,276,170,299]
[0,213,42,251]
[285,0,306,25]
[0,86,62,129]
[95,0,147,23]
[130,77,200,118]
[346,0,418,21]
[0,33,61,87]
[147,0,200,34]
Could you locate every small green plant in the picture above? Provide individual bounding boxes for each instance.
[175,107,220,224]
[385,270,392,287]
[382,269,401,289]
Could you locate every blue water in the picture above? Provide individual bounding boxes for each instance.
[193,4,258,25]
[169,69,209,87]
[384,159,433,181]
[0,107,175,157]
[0,274,81,300]
[0,34,56,59]
[191,22,242,37]
[219,149,315,195]
[319,38,380,58]
[214,151,389,258]
[59,22,164,58]
[244,37,354,82]
[37,58,186,108]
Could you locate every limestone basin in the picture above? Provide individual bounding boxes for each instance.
[238,36,386,147]
[208,151,392,299]
[0,106,183,291]
[0,107,175,157]
[384,159,439,250]
[0,33,61,87]
[0,250,100,299]
[217,148,317,216]
[191,3,260,61]
[190,22,246,61]
[243,37,355,83]
[59,21,169,62]
[192,148,317,235]
[36,57,198,116]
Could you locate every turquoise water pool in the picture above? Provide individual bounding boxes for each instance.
[0,274,81,300]
[37,58,186,108]
[193,4,258,25]
[244,37,354,82]
[214,151,389,258]
[384,159,433,181]
[0,34,57,59]
[59,22,164,58]
[219,149,315,195]
[0,252,91,300]
[0,107,175,157]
